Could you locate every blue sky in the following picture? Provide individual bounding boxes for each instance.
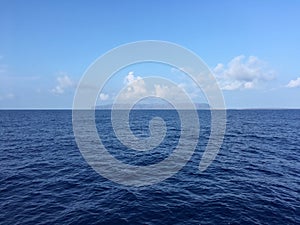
[0,0,300,108]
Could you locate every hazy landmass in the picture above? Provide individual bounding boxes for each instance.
[95,103,210,110]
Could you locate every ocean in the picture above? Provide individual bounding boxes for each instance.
[0,110,299,224]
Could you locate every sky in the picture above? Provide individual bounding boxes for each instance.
[0,0,300,109]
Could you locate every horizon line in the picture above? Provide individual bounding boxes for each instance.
[1,107,300,110]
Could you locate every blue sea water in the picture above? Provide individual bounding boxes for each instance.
[0,110,299,224]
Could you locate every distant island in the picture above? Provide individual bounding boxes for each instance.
[95,103,210,110]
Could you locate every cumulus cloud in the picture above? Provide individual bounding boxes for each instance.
[118,72,192,103]
[51,74,75,94]
[99,93,109,101]
[124,71,142,84]
[286,77,300,88]
[213,55,275,90]
[119,72,147,100]
[154,84,186,100]
[154,84,169,98]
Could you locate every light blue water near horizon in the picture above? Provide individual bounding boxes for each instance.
[0,110,299,224]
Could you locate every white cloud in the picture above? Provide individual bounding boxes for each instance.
[154,84,169,98]
[286,77,300,88]
[154,84,187,100]
[51,74,74,94]
[119,72,147,100]
[124,71,143,84]
[220,81,243,91]
[213,55,275,90]
[99,93,109,101]
[118,72,193,103]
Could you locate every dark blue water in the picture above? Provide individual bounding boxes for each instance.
[0,110,299,224]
